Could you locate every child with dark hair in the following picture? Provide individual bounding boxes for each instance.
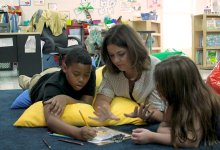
[28,48,97,140]
[131,55,220,148]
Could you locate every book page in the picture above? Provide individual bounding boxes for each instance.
[88,127,131,146]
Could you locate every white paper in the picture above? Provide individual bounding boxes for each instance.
[0,38,13,47]
[25,36,36,53]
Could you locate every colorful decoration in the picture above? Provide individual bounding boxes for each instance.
[75,2,94,23]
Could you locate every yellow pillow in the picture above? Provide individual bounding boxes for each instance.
[14,97,145,127]
[93,66,104,105]
[95,66,104,88]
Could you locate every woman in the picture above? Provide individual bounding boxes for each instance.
[90,24,165,122]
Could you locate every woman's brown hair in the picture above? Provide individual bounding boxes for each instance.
[101,24,150,74]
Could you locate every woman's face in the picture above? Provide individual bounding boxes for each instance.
[107,44,132,71]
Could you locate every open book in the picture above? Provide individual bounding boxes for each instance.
[88,127,131,146]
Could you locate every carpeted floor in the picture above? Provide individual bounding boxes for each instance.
[0,89,219,150]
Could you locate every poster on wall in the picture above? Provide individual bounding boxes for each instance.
[147,0,161,11]
[48,3,57,10]
[120,0,132,12]
[0,0,19,6]
[33,0,44,6]
[19,0,31,6]
[81,0,94,3]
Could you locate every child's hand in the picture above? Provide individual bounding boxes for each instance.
[89,105,120,122]
[79,126,97,141]
[44,95,67,117]
[124,104,155,121]
[131,128,153,144]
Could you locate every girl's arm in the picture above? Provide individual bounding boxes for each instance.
[132,122,202,148]
[156,124,201,148]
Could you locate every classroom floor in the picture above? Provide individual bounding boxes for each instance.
[0,66,212,90]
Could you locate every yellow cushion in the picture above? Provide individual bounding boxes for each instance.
[95,66,104,88]
[93,66,104,105]
[14,97,145,127]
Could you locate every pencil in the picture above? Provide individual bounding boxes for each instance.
[79,110,89,127]
[49,133,72,139]
[42,138,51,149]
[58,139,84,146]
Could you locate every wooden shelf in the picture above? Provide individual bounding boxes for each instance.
[207,46,220,50]
[128,20,162,53]
[206,29,220,32]
[192,13,220,68]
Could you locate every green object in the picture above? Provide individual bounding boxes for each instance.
[66,19,71,26]
[23,20,30,26]
[207,50,217,64]
[151,48,185,60]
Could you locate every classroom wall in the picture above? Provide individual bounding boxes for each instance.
[162,0,210,57]
[0,0,210,57]
[0,0,148,22]
[162,0,193,57]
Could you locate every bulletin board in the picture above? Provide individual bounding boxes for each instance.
[0,0,19,6]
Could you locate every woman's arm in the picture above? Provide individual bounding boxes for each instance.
[147,108,164,122]
[43,104,97,141]
[90,94,120,122]
[148,90,165,122]
[124,103,164,122]
[93,94,112,110]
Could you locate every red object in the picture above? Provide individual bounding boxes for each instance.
[53,55,59,63]
[206,62,220,95]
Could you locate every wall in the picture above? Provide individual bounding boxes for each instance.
[161,0,194,57]
[1,0,211,57]
[193,0,211,14]
[0,0,148,22]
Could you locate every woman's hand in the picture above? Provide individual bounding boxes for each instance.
[124,104,155,122]
[78,126,97,141]
[43,95,67,117]
[131,128,153,144]
[89,105,120,122]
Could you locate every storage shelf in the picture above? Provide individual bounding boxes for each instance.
[129,20,162,53]
[152,33,160,36]
[192,13,220,68]
[206,30,220,32]
[206,14,220,17]
[206,47,220,50]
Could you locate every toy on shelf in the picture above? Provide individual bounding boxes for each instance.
[104,16,123,29]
